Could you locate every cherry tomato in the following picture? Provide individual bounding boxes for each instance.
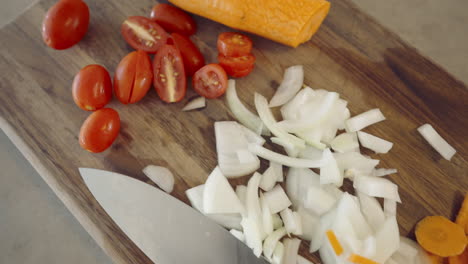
[121,16,168,53]
[42,0,89,50]
[72,65,112,111]
[79,108,120,153]
[217,32,253,57]
[169,33,205,76]
[192,64,228,99]
[150,4,196,36]
[218,54,256,78]
[153,44,186,103]
[114,50,153,104]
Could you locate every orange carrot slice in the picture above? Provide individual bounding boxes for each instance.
[455,192,468,234]
[348,254,379,264]
[168,0,330,47]
[415,216,467,257]
[448,246,468,264]
[326,230,344,256]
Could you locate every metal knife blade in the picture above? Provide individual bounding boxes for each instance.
[79,168,269,264]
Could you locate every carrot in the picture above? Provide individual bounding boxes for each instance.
[168,0,330,47]
[448,247,468,264]
[455,192,468,234]
[326,230,344,256]
[415,216,467,257]
[426,251,445,264]
[348,254,379,264]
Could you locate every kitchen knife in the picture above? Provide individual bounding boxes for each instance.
[79,168,269,264]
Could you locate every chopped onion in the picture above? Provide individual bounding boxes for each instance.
[374,216,400,263]
[318,237,338,264]
[297,255,315,264]
[354,176,401,203]
[310,209,336,253]
[296,130,327,149]
[296,206,320,241]
[245,172,265,236]
[271,162,283,182]
[264,185,292,214]
[263,227,287,260]
[304,186,337,216]
[254,93,305,148]
[322,184,344,200]
[334,193,373,239]
[226,79,270,135]
[281,86,316,120]
[236,185,247,207]
[286,168,320,209]
[373,168,398,177]
[240,124,266,145]
[182,96,206,111]
[237,149,258,164]
[357,192,385,232]
[292,211,303,236]
[272,242,285,264]
[272,213,283,230]
[261,193,274,236]
[229,229,245,242]
[248,144,324,168]
[241,217,263,257]
[142,165,175,193]
[280,208,297,234]
[299,146,324,161]
[334,152,379,176]
[398,237,432,264]
[271,136,302,157]
[357,131,393,154]
[282,238,301,264]
[203,167,244,214]
[185,184,205,212]
[393,237,418,262]
[417,124,456,160]
[260,166,278,191]
[331,132,359,153]
[359,236,377,259]
[345,108,386,132]
[384,198,397,217]
[320,148,344,187]
[269,65,304,107]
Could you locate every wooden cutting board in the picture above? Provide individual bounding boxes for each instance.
[0,0,466,263]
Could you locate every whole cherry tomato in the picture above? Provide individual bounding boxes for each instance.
[169,33,205,76]
[192,64,228,99]
[153,44,186,103]
[217,32,253,57]
[121,16,168,53]
[150,4,196,36]
[114,50,153,104]
[79,108,120,153]
[72,65,112,111]
[218,54,256,78]
[42,0,89,50]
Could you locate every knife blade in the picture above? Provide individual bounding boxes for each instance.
[79,168,269,264]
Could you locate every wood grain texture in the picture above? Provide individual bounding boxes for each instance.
[0,0,466,263]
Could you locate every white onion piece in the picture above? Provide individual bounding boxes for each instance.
[322,184,344,200]
[321,127,339,145]
[280,86,316,120]
[297,256,315,264]
[304,186,337,216]
[203,167,244,214]
[354,176,401,203]
[241,217,263,257]
[272,213,283,230]
[393,237,418,262]
[293,211,303,236]
[186,184,205,212]
[280,208,298,234]
[236,185,247,207]
[384,199,397,217]
[254,93,305,148]
[248,144,324,168]
[263,227,287,260]
[310,209,336,253]
[398,237,432,264]
[359,236,377,259]
[240,124,266,145]
[264,185,292,214]
[229,229,245,243]
[318,238,338,264]
[261,193,274,236]
[271,137,302,157]
[297,207,320,241]
[417,124,456,160]
[345,108,386,132]
[226,79,270,135]
[357,192,385,232]
[286,168,320,209]
[237,149,258,164]
[296,130,327,150]
[272,242,285,264]
[320,149,344,187]
[282,238,301,264]
[269,65,304,107]
[260,166,278,191]
[374,168,398,177]
[357,131,393,154]
[143,165,175,193]
[272,162,284,182]
[334,193,372,239]
[331,132,359,153]
[299,146,324,160]
[182,96,206,111]
[334,152,379,176]
[374,216,400,263]
[246,172,265,237]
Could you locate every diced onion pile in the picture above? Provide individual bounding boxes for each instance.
[185,66,435,264]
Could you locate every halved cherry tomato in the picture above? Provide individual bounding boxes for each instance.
[192,64,228,99]
[217,32,253,57]
[72,65,112,111]
[153,44,186,103]
[218,54,256,78]
[169,33,205,76]
[79,108,120,153]
[42,0,89,50]
[150,4,196,36]
[114,50,153,104]
[121,16,168,53]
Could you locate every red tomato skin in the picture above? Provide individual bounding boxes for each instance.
[79,108,120,153]
[153,44,186,103]
[121,16,168,53]
[42,0,89,50]
[150,4,196,36]
[217,32,253,57]
[218,54,256,78]
[192,64,228,99]
[130,50,153,103]
[72,65,112,111]
[170,33,205,76]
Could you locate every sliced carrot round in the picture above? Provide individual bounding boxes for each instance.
[448,247,468,264]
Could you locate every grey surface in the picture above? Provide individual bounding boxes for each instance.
[0,0,467,263]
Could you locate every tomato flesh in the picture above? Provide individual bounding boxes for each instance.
[217,32,253,57]
[218,54,256,78]
[121,16,168,53]
[72,65,112,111]
[42,0,89,50]
[153,44,186,103]
[114,50,153,104]
[170,33,205,76]
[192,64,228,99]
[79,108,120,153]
[150,4,196,36]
